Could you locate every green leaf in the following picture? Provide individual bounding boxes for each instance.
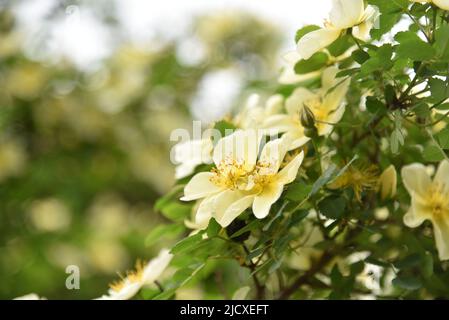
[327,34,353,57]
[396,38,436,61]
[393,254,421,269]
[352,49,370,64]
[392,276,422,290]
[422,252,434,278]
[366,97,386,114]
[158,202,192,222]
[171,233,204,254]
[436,128,449,149]
[311,164,338,195]
[423,145,445,162]
[230,219,261,239]
[206,218,222,238]
[288,209,310,227]
[294,52,328,74]
[145,224,185,247]
[429,78,449,103]
[286,183,313,202]
[434,24,449,60]
[295,25,320,43]
[317,195,346,219]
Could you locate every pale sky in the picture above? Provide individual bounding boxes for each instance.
[12,0,332,123]
[14,0,331,68]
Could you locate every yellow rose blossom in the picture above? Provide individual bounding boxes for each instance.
[297,0,379,60]
[263,67,350,151]
[181,130,304,228]
[97,249,172,300]
[329,163,379,202]
[402,160,449,260]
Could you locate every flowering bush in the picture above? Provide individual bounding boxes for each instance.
[14,0,449,300]
[146,0,449,300]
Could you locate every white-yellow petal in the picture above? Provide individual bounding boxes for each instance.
[284,132,311,151]
[286,87,318,115]
[263,114,298,134]
[378,165,397,200]
[401,163,432,198]
[213,130,261,171]
[297,28,341,60]
[434,160,449,188]
[253,183,285,219]
[214,192,254,227]
[181,172,221,201]
[352,5,379,41]
[432,218,449,260]
[403,196,429,228]
[194,196,216,229]
[142,249,173,285]
[277,151,305,185]
[259,138,288,173]
[329,0,365,29]
[433,0,449,10]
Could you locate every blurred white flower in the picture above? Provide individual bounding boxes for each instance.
[13,293,46,300]
[410,0,449,10]
[97,249,173,300]
[173,138,213,179]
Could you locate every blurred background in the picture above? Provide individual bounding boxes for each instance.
[0,0,329,299]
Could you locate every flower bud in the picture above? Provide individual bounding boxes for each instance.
[377,165,397,200]
[300,105,316,129]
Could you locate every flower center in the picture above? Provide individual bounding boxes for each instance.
[109,260,145,293]
[428,183,449,220]
[210,158,276,192]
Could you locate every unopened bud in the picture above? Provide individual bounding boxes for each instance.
[300,105,316,129]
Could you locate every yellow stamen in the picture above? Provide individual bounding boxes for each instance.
[427,183,449,220]
[109,259,146,293]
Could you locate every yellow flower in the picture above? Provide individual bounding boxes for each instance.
[97,249,172,300]
[410,0,449,10]
[13,293,46,300]
[402,160,449,260]
[377,165,397,200]
[173,138,213,179]
[297,0,379,60]
[263,67,350,150]
[329,163,379,202]
[233,94,284,130]
[278,48,356,85]
[181,130,304,228]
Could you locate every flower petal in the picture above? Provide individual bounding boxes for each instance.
[181,172,221,201]
[329,0,365,29]
[259,138,288,173]
[403,196,429,228]
[286,87,318,115]
[401,163,432,198]
[213,130,262,170]
[434,160,449,189]
[432,218,449,261]
[297,28,341,60]
[433,0,449,10]
[277,151,305,185]
[253,183,285,219]
[142,249,173,284]
[263,114,298,134]
[214,192,254,227]
[284,131,311,151]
